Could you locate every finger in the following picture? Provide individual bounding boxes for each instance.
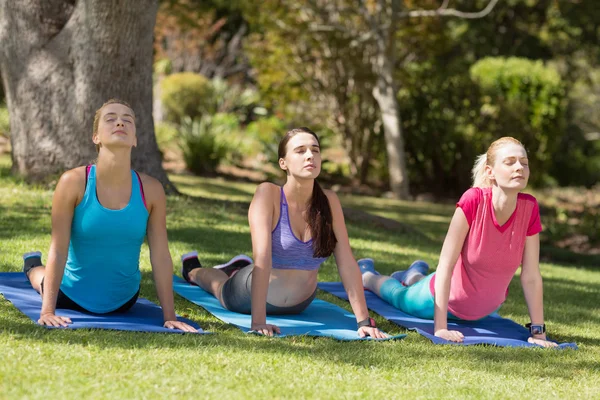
[358,328,366,338]
[61,317,72,324]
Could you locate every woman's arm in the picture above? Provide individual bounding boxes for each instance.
[433,207,470,342]
[144,177,196,332]
[326,191,386,339]
[39,169,83,326]
[520,234,557,347]
[248,183,280,336]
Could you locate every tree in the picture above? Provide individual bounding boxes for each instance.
[0,0,172,189]
[246,0,498,198]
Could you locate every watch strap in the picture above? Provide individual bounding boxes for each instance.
[357,317,376,329]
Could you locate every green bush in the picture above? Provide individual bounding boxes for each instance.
[0,103,9,137]
[470,57,566,186]
[161,72,213,122]
[245,116,286,164]
[178,116,230,175]
[155,122,179,157]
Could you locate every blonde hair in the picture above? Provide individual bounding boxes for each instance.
[92,99,135,152]
[472,137,525,187]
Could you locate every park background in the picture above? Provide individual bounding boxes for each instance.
[0,1,599,398]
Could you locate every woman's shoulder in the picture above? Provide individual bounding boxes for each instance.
[58,166,87,189]
[136,172,165,202]
[458,186,485,204]
[254,182,280,198]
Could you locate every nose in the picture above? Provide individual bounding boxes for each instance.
[305,149,313,160]
[116,119,125,127]
[515,161,524,171]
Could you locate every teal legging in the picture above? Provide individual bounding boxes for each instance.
[379,273,499,320]
[379,273,437,319]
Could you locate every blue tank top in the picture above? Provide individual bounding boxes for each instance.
[60,165,149,313]
[271,187,328,270]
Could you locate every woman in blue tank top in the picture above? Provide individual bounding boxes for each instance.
[181,128,386,338]
[23,99,196,332]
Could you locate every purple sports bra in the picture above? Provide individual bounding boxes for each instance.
[271,187,328,270]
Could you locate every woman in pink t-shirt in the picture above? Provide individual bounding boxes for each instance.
[361,137,557,347]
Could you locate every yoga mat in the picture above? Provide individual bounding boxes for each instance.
[0,272,205,334]
[173,276,404,341]
[318,282,577,349]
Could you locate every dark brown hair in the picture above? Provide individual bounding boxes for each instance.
[278,127,337,258]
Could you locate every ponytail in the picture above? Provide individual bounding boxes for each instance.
[308,180,337,258]
[472,153,491,188]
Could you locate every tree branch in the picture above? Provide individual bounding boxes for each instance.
[398,0,499,19]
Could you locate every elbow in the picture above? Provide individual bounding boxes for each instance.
[520,272,542,287]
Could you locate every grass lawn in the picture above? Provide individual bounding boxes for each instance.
[1,156,599,399]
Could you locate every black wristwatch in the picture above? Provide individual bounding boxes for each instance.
[357,317,376,329]
[525,323,546,335]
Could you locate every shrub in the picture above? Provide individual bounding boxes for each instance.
[160,72,213,122]
[154,122,179,157]
[470,57,566,186]
[178,116,230,175]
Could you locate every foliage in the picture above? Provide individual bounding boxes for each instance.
[245,115,287,164]
[470,57,566,186]
[155,121,180,156]
[245,0,381,184]
[178,115,231,175]
[160,72,213,122]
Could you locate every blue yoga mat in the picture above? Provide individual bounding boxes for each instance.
[173,276,404,341]
[318,282,577,349]
[0,272,205,334]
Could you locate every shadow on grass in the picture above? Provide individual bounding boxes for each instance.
[0,299,593,381]
[173,177,255,200]
[0,204,50,239]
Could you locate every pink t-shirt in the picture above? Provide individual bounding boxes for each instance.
[430,187,542,320]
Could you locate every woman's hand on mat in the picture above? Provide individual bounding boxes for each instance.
[358,326,388,339]
[435,328,464,342]
[251,323,281,336]
[38,313,72,327]
[163,320,198,332]
[528,336,558,348]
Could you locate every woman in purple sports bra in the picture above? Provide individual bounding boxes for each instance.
[182,127,386,338]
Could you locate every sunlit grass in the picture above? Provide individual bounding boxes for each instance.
[1,154,599,399]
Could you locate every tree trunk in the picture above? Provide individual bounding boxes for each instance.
[0,0,175,191]
[372,51,411,199]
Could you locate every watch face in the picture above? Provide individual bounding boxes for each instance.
[531,325,544,335]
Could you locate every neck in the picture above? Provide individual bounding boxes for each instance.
[284,176,314,207]
[491,185,518,211]
[96,149,132,185]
